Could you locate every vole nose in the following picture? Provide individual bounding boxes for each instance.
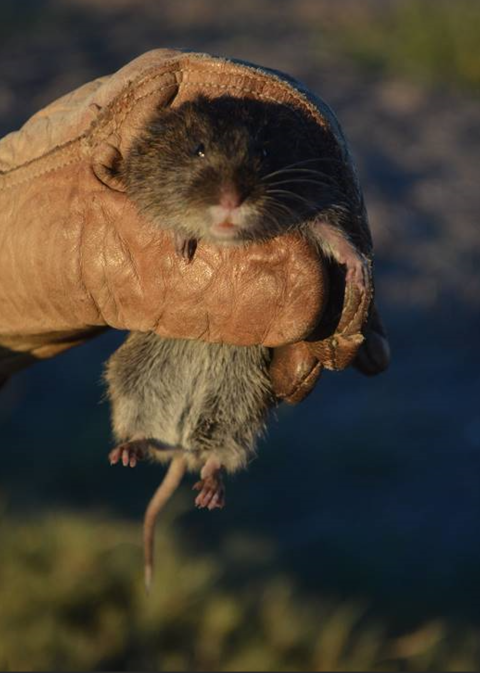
[218,185,243,211]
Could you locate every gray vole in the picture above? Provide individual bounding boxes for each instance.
[104,95,369,589]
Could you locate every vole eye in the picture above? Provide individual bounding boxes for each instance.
[194,143,206,158]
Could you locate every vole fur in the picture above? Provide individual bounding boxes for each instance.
[104,95,369,588]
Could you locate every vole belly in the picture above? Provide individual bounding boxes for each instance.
[105,332,272,473]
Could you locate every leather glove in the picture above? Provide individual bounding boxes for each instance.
[0,162,327,383]
[0,48,388,399]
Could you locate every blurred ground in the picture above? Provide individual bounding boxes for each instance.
[0,0,479,670]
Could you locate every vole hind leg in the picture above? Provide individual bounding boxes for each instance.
[309,220,370,292]
[109,439,149,468]
[193,456,225,510]
[109,437,182,468]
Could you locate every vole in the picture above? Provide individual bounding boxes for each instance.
[104,95,370,589]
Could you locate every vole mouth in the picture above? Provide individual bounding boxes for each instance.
[210,220,240,240]
[216,220,235,230]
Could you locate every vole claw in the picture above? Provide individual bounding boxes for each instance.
[109,440,147,468]
[174,232,197,262]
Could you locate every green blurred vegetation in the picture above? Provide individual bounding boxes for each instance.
[0,509,479,672]
[320,0,480,93]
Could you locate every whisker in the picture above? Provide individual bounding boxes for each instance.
[268,185,348,205]
[266,178,338,189]
[277,157,342,170]
[262,207,302,236]
[265,182,348,206]
[268,168,340,176]
[266,188,351,215]
[261,197,299,223]
[265,188,321,210]
[262,157,343,181]
[264,170,338,186]
[262,210,285,233]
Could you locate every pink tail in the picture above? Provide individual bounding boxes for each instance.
[143,456,187,593]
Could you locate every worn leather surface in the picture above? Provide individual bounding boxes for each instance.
[0,49,385,398]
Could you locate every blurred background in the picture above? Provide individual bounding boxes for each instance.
[0,0,479,670]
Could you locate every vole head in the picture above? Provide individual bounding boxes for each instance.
[122,95,340,243]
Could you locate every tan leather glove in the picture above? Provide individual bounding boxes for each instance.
[0,163,327,380]
[0,49,388,399]
[270,298,390,404]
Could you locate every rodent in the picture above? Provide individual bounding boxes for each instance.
[104,95,370,590]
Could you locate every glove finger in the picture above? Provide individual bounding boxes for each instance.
[269,342,323,405]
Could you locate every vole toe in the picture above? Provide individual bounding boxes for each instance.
[193,475,225,509]
[109,440,147,468]
[193,457,225,509]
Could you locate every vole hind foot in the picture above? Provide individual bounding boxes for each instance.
[193,456,225,510]
[174,232,198,262]
[193,475,225,510]
[109,440,148,468]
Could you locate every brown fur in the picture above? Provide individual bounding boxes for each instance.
[105,95,369,588]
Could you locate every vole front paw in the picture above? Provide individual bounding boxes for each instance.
[309,220,370,294]
[344,252,370,292]
[174,232,198,262]
[109,440,148,468]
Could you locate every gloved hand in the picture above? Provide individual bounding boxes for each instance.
[270,300,390,404]
[0,48,389,400]
[0,163,327,385]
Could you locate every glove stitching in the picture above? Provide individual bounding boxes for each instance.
[0,64,336,190]
[284,359,323,404]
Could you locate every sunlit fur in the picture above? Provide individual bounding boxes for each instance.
[105,333,272,473]
[121,95,347,244]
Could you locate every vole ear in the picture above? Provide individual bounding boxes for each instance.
[91,140,127,192]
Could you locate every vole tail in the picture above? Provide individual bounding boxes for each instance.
[144,455,187,594]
